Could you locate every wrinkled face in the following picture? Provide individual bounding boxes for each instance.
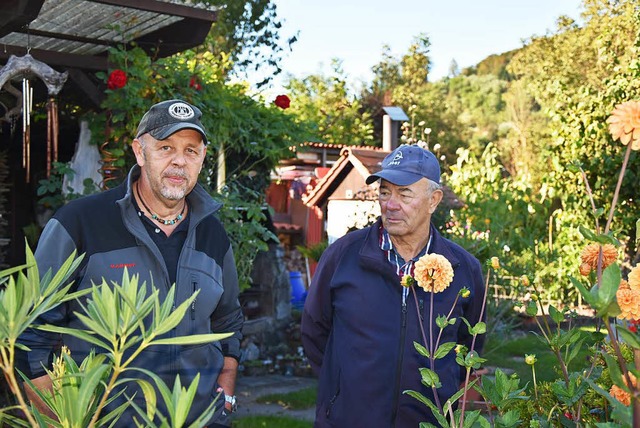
[133,129,206,202]
[378,178,442,239]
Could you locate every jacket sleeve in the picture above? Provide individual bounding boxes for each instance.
[211,245,243,361]
[17,218,79,378]
[300,244,338,375]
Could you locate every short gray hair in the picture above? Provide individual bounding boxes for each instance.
[427,179,442,193]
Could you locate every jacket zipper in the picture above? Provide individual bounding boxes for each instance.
[390,299,408,425]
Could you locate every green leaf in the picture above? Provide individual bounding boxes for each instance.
[570,276,598,308]
[471,322,486,335]
[403,390,448,427]
[596,264,621,317]
[151,332,232,346]
[615,326,640,349]
[135,379,158,422]
[525,300,538,316]
[436,315,449,329]
[413,341,430,358]
[434,342,456,359]
[419,368,442,388]
[38,325,110,350]
[549,305,564,324]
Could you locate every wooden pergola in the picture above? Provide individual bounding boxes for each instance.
[0,0,218,106]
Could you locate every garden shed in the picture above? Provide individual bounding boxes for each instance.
[303,146,387,244]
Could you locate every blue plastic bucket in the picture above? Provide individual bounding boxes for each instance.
[290,271,307,309]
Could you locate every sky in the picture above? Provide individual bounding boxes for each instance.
[256,0,584,95]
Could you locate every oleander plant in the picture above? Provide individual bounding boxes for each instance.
[0,246,230,427]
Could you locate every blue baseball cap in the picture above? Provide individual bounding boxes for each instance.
[366,145,440,186]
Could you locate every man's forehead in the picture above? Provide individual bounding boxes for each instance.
[379,178,428,189]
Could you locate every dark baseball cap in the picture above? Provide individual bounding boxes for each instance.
[135,99,208,144]
[366,144,440,186]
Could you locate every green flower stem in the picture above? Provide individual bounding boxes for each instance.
[1,339,38,427]
[578,167,601,234]
[411,285,443,413]
[604,142,632,235]
[459,265,490,428]
[532,365,538,401]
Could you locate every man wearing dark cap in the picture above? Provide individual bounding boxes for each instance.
[20,99,243,427]
[301,144,485,427]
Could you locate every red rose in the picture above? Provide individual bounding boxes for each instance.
[274,94,290,109]
[189,76,202,91]
[107,69,127,90]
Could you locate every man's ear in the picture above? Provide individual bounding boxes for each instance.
[428,188,444,214]
[132,138,145,167]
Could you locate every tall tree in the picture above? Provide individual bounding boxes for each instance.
[199,0,297,86]
[286,60,375,146]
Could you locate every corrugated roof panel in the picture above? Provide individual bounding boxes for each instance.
[0,0,187,56]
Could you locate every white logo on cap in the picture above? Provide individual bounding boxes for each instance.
[168,102,195,120]
[388,151,403,166]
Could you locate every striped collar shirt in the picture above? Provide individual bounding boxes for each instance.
[379,224,432,303]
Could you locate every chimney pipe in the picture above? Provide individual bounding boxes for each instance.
[382,114,398,151]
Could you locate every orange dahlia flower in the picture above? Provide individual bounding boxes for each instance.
[607,101,640,150]
[580,243,618,271]
[610,372,637,406]
[617,285,640,320]
[414,253,454,293]
[629,264,640,291]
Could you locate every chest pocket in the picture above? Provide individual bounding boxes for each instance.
[178,252,225,336]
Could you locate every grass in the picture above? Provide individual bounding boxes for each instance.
[255,386,317,410]
[233,415,313,428]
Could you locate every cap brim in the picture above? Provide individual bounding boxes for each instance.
[365,170,424,186]
[149,123,208,144]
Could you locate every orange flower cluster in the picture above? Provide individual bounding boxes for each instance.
[579,244,618,276]
[629,265,640,289]
[414,253,454,293]
[616,280,640,320]
[609,372,637,406]
[607,101,640,150]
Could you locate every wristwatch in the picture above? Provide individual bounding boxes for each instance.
[224,394,237,412]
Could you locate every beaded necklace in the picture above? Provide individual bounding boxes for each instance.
[135,182,186,226]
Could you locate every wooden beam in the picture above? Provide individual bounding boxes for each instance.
[15,28,115,47]
[0,0,44,36]
[67,68,104,107]
[90,0,217,21]
[0,45,109,71]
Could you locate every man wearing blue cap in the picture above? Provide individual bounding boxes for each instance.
[301,144,485,427]
[19,100,242,427]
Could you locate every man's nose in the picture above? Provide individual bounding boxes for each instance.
[385,194,401,210]
[171,152,187,166]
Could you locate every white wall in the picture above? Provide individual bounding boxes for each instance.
[327,200,380,244]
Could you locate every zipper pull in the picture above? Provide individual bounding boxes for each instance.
[191,280,197,320]
[402,301,407,327]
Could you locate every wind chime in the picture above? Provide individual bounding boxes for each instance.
[21,77,31,182]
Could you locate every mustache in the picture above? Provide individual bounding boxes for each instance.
[163,170,187,179]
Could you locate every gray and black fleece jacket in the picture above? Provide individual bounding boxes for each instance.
[19,165,243,425]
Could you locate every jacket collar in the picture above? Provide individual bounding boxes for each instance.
[360,218,461,274]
